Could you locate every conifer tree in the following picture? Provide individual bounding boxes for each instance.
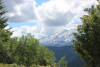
[0,0,13,36]
[0,29,11,63]
[57,56,68,67]
[0,0,14,63]
[72,0,100,67]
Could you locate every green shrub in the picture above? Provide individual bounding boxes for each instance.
[9,63,25,67]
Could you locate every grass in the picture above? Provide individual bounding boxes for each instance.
[0,63,58,67]
[0,63,11,67]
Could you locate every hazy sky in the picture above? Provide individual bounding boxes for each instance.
[2,0,98,39]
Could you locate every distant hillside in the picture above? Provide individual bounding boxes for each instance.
[67,56,86,67]
[45,45,85,67]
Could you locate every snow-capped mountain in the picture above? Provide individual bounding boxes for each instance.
[39,29,79,47]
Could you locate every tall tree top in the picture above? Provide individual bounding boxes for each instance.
[0,0,13,36]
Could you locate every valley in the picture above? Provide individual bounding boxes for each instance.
[45,45,85,67]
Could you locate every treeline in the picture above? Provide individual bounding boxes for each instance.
[0,29,68,67]
[0,29,67,67]
[0,30,56,67]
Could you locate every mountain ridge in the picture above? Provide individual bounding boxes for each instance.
[39,29,79,47]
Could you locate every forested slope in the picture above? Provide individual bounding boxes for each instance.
[46,45,85,67]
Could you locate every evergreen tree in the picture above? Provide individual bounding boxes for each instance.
[71,0,100,67]
[0,0,13,36]
[57,56,68,67]
[0,29,11,64]
[0,0,14,64]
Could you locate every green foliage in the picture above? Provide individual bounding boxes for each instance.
[0,0,13,36]
[57,56,68,67]
[0,63,11,67]
[0,28,10,43]
[0,29,12,64]
[71,0,100,67]
[9,63,25,67]
[6,37,20,64]
[0,63,59,67]
[46,46,85,67]
[30,64,40,67]
[9,33,39,67]
[34,44,56,66]
[0,0,13,64]
[3,33,57,67]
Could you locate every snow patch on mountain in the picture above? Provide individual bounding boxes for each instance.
[39,29,79,47]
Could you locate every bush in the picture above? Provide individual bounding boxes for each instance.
[9,63,25,67]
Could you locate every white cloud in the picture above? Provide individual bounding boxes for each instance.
[36,0,76,27]
[2,0,99,39]
[4,25,38,38]
[2,0,37,23]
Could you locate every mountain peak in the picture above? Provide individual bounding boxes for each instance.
[39,29,78,47]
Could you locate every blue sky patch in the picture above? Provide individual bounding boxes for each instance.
[66,25,70,28]
[73,19,77,22]
[35,0,50,7]
[7,22,37,28]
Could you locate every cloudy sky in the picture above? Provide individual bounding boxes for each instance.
[2,0,99,39]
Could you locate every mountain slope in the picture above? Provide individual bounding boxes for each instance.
[45,45,85,67]
[46,45,78,63]
[39,29,79,47]
[67,56,86,67]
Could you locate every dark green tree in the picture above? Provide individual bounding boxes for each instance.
[57,56,68,67]
[71,0,100,67]
[11,33,39,67]
[9,33,57,67]
[0,0,13,37]
[35,44,47,66]
[47,50,56,67]
[34,44,56,67]
[0,29,11,64]
[6,37,19,64]
[0,0,14,64]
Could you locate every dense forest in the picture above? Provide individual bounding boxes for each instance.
[0,0,100,67]
[46,45,86,67]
